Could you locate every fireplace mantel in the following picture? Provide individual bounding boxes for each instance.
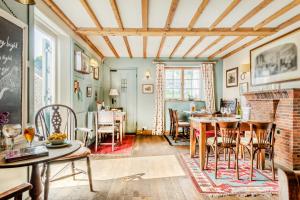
[243,88,300,101]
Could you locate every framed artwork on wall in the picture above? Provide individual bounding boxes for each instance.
[226,67,238,88]
[250,28,300,86]
[93,67,99,80]
[239,82,248,95]
[142,84,154,94]
[86,87,92,97]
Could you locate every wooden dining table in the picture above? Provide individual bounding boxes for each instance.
[189,117,267,171]
[0,140,81,200]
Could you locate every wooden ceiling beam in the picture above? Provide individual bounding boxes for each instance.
[156,0,179,58]
[109,0,132,58]
[196,36,224,58]
[142,0,148,58]
[254,0,300,30]
[169,0,209,58]
[208,36,245,59]
[43,0,104,59]
[76,27,275,36]
[231,0,273,31]
[222,36,264,59]
[209,0,241,30]
[277,13,300,30]
[80,0,119,58]
[182,36,205,58]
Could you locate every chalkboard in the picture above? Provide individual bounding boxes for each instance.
[0,15,24,124]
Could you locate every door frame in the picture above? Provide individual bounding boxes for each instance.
[110,68,138,133]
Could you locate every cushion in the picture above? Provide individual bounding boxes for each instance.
[55,146,91,161]
[207,137,223,146]
[98,126,118,133]
[195,130,215,138]
[240,137,258,146]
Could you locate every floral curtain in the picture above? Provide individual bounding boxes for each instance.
[200,63,215,113]
[152,63,165,135]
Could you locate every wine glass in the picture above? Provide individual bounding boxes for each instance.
[2,124,22,150]
[220,107,225,117]
[225,107,231,117]
[24,125,35,147]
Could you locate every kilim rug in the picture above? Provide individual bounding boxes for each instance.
[179,153,278,197]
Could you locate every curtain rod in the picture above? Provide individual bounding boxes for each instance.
[152,60,217,65]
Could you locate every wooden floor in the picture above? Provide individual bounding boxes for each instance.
[49,135,278,200]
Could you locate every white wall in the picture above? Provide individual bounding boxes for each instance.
[223,21,300,102]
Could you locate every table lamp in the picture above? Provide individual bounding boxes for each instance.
[109,89,119,108]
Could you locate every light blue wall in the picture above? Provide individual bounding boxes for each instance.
[102,58,223,131]
[72,43,103,127]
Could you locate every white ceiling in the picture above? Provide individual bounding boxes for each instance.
[52,0,300,58]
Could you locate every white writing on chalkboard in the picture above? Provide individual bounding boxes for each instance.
[0,36,18,51]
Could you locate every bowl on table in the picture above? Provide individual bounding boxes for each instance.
[47,133,67,145]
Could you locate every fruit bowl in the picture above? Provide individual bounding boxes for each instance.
[48,133,67,145]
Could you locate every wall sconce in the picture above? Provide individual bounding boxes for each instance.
[145,71,151,80]
[15,0,35,5]
[90,58,99,68]
[240,64,250,80]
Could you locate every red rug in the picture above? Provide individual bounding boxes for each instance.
[89,135,135,156]
[179,153,278,197]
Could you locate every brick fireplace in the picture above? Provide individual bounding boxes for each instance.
[243,88,300,170]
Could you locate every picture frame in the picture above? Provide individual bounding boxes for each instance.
[86,86,92,97]
[142,84,154,94]
[93,67,99,80]
[226,67,238,88]
[250,28,300,86]
[239,82,248,95]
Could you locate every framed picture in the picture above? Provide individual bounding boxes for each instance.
[86,87,92,97]
[226,67,238,87]
[142,84,154,94]
[93,67,99,80]
[250,28,300,86]
[239,82,248,95]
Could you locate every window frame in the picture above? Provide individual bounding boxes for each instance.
[164,67,204,101]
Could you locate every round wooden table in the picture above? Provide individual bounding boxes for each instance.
[0,140,81,200]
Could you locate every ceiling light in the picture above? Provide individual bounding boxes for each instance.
[15,0,36,5]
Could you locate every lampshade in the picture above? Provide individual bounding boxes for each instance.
[109,89,119,96]
[145,71,151,79]
[15,0,35,5]
[240,64,250,73]
[90,58,99,68]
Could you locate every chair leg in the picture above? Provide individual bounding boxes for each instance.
[228,149,231,169]
[250,146,254,181]
[175,126,179,142]
[215,146,218,179]
[256,151,259,169]
[71,161,76,180]
[86,157,94,192]
[224,149,227,161]
[44,163,51,200]
[95,132,98,152]
[271,148,275,181]
[112,132,115,152]
[236,147,239,180]
[206,146,209,170]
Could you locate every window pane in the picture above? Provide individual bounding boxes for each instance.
[165,80,173,89]
[173,70,181,79]
[165,70,173,79]
[184,89,192,99]
[192,80,200,88]
[192,89,200,98]
[173,89,181,99]
[184,70,193,79]
[174,80,181,88]
[184,80,192,88]
[193,70,200,79]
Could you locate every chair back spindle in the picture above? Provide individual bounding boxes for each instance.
[97,111,115,126]
[217,122,239,148]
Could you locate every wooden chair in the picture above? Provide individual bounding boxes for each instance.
[278,167,300,200]
[168,108,174,137]
[172,110,190,142]
[0,183,32,200]
[207,121,240,179]
[240,122,276,181]
[35,104,93,200]
[95,110,119,152]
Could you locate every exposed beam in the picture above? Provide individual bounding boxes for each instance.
[156,37,166,58]
[143,36,147,58]
[208,36,245,59]
[196,36,224,58]
[187,0,210,30]
[43,0,104,59]
[231,0,273,31]
[222,36,264,59]
[76,27,275,36]
[156,0,179,58]
[209,0,241,30]
[169,0,209,58]
[142,0,148,29]
[80,0,119,58]
[277,13,300,30]
[169,36,185,58]
[142,0,148,58]
[254,0,300,30]
[109,0,132,58]
[182,36,205,58]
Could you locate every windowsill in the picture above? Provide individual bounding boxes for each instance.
[165,99,205,102]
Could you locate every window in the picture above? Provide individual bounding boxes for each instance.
[165,68,203,100]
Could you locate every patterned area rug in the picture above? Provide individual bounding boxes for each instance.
[179,153,278,197]
[89,135,135,157]
[164,135,190,146]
